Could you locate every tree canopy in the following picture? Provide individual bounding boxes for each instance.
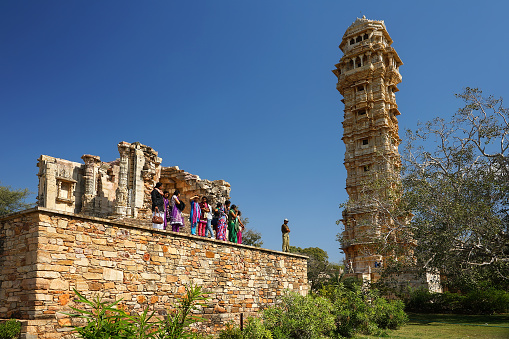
[290,246,341,291]
[0,184,32,216]
[239,217,264,248]
[402,88,508,288]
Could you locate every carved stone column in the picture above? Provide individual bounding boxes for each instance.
[114,142,130,217]
[81,154,101,215]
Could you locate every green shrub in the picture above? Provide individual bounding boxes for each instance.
[218,322,243,339]
[463,288,509,314]
[218,285,407,339]
[323,281,407,337]
[243,317,272,339]
[263,292,335,339]
[405,287,509,314]
[371,297,408,330]
[65,284,210,339]
[0,319,21,339]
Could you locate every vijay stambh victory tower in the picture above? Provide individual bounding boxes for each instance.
[332,17,403,280]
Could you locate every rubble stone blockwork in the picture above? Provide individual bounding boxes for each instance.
[37,141,231,232]
[332,17,403,280]
[0,208,308,338]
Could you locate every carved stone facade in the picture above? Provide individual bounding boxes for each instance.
[333,17,403,280]
[37,142,231,224]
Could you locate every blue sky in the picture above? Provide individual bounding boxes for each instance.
[1,1,508,264]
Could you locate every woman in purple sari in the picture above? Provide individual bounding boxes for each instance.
[169,189,184,232]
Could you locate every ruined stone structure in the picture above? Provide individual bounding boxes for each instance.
[332,17,404,281]
[37,141,231,231]
[0,208,308,338]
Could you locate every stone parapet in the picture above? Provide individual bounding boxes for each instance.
[0,208,308,338]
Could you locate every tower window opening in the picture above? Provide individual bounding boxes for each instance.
[357,57,362,67]
[363,33,369,40]
[357,85,364,92]
[364,165,370,172]
[358,110,366,116]
[350,39,355,45]
[362,139,369,145]
[356,36,362,43]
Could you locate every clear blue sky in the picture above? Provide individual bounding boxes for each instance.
[1,1,508,264]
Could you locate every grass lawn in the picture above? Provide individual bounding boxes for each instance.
[356,313,509,339]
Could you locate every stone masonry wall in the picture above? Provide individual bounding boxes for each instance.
[0,208,308,338]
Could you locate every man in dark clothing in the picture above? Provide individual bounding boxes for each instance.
[151,182,165,229]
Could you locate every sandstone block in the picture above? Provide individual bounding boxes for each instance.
[83,273,102,280]
[59,294,70,306]
[76,234,91,243]
[88,282,103,291]
[75,257,90,266]
[140,273,160,280]
[75,280,88,291]
[49,279,69,290]
[37,271,61,279]
[103,268,123,281]
[92,238,107,245]
[103,251,117,258]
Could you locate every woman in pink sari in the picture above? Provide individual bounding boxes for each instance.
[236,210,245,244]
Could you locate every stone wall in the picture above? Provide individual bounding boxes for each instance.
[0,208,308,338]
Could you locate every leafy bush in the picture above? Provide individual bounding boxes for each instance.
[68,289,136,338]
[463,289,509,314]
[218,322,243,339]
[323,281,407,337]
[218,285,407,339]
[0,319,21,339]
[371,297,408,330]
[243,317,272,339]
[158,285,209,338]
[65,284,209,339]
[404,288,509,314]
[262,292,335,339]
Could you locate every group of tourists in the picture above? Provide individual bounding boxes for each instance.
[150,183,245,244]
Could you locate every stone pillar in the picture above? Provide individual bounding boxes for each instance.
[36,155,57,209]
[81,154,101,215]
[130,144,145,218]
[114,142,130,217]
[365,51,371,66]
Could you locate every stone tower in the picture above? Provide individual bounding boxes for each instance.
[332,17,403,280]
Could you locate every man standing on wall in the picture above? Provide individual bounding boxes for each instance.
[281,218,290,252]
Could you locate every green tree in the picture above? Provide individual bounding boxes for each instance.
[402,88,509,289]
[290,246,342,291]
[240,217,264,247]
[0,184,32,216]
